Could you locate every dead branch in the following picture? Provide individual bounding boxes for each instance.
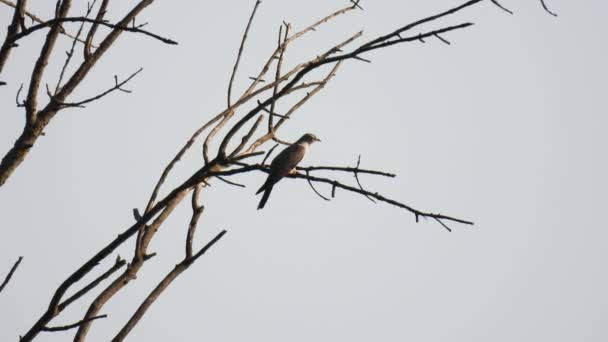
[209,162,472,230]
[84,0,109,58]
[0,0,170,189]
[53,0,97,95]
[112,230,227,342]
[490,0,513,14]
[8,16,178,46]
[540,0,558,16]
[0,0,92,46]
[41,315,107,332]
[227,0,262,107]
[0,0,27,75]
[0,256,23,294]
[11,1,558,340]
[57,256,126,311]
[49,68,143,109]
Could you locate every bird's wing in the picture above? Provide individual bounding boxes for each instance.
[270,143,306,177]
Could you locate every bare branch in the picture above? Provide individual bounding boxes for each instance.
[286,4,355,44]
[58,256,126,311]
[306,170,330,201]
[186,186,204,259]
[0,0,92,45]
[144,114,223,213]
[23,0,70,126]
[490,0,513,15]
[42,315,107,332]
[261,143,279,165]
[52,68,143,108]
[215,175,246,188]
[296,165,395,178]
[268,23,289,134]
[227,0,262,107]
[210,164,473,229]
[9,16,178,46]
[353,155,376,203]
[434,33,451,45]
[540,0,558,17]
[54,1,97,94]
[84,0,109,58]
[0,256,23,294]
[0,0,27,76]
[112,230,227,342]
[229,115,264,159]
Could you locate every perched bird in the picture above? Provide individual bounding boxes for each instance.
[256,133,321,209]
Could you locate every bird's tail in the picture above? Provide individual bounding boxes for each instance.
[257,185,273,210]
[256,177,272,195]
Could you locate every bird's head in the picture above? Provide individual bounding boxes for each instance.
[300,133,321,144]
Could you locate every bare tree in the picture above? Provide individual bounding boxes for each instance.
[0,0,176,187]
[0,0,558,341]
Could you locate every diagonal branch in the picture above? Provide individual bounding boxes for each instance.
[50,68,143,108]
[57,256,126,311]
[112,230,226,342]
[306,170,330,201]
[84,0,109,58]
[0,0,27,76]
[8,16,178,46]
[41,315,107,332]
[227,0,262,107]
[0,256,23,294]
[540,0,558,17]
[209,163,473,230]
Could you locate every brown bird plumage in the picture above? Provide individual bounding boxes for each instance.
[256,133,320,209]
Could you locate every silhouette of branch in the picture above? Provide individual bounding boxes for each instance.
[227,0,262,107]
[354,155,376,203]
[540,0,558,16]
[306,170,331,201]
[58,256,126,311]
[8,16,178,46]
[49,68,143,108]
[84,0,109,58]
[41,315,107,332]
[490,0,513,14]
[54,0,97,95]
[210,163,473,230]
[0,0,27,76]
[0,0,91,45]
[113,229,227,342]
[0,256,23,294]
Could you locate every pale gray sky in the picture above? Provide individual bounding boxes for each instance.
[1,0,607,341]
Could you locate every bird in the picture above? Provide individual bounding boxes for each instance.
[256,133,321,209]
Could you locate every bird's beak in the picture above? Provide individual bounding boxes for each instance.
[315,137,321,142]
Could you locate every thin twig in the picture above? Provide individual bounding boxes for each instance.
[215,175,246,188]
[112,230,227,342]
[42,315,107,332]
[84,0,109,58]
[262,143,279,165]
[209,164,473,229]
[58,256,126,311]
[297,165,395,177]
[227,0,262,107]
[0,256,23,294]
[51,68,143,108]
[540,0,557,17]
[9,16,178,46]
[490,0,513,15]
[54,0,97,94]
[306,170,330,201]
[0,0,91,45]
[354,155,376,203]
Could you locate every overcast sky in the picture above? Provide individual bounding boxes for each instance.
[1,0,607,341]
